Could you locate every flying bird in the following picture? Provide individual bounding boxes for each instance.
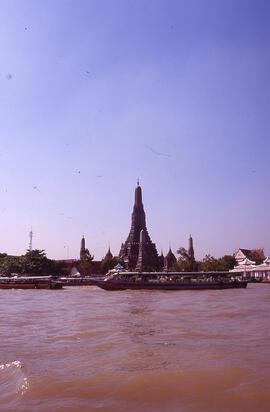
[33,185,41,192]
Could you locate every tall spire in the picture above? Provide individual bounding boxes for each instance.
[119,183,159,271]
[81,235,85,251]
[135,229,146,271]
[130,182,146,239]
[80,235,86,260]
[135,182,142,206]
[188,234,195,261]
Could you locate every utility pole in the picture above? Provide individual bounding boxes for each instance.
[64,245,69,259]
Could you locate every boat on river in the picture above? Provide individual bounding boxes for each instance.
[59,276,104,286]
[0,276,62,289]
[95,271,247,291]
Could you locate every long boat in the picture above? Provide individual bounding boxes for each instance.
[95,271,247,291]
[0,276,63,289]
[59,276,104,286]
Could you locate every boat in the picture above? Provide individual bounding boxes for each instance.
[261,279,270,283]
[0,276,63,289]
[95,271,248,291]
[59,276,104,286]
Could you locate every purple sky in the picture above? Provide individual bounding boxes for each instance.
[0,0,269,261]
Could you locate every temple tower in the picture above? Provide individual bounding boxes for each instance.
[135,229,146,271]
[159,251,165,270]
[80,235,86,260]
[119,182,160,271]
[188,235,195,261]
[105,247,113,260]
[163,248,177,272]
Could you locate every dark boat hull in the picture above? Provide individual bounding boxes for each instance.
[60,278,103,286]
[0,281,62,289]
[95,280,248,291]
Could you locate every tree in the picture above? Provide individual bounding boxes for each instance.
[0,255,24,276]
[23,249,46,275]
[174,247,199,272]
[198,254,236,272]
[23,249,57,276]
[199,254,219,271]
[80,248,94,262]
[0,250,75,277]
[79,248,94,276]
[100,256,120,274]
[217,255,236,271]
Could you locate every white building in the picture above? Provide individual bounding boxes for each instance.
[231,257,270,280]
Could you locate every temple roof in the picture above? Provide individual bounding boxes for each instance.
[105,248,113,259]
[166,248,176,259]
[236,248,265,262]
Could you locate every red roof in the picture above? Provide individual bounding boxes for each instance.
[238,249,265,263]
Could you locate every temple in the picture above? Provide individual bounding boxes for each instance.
[80,235,86,260]
[119,182,160,271]
[164,248,177,272]
[188,235,195,261]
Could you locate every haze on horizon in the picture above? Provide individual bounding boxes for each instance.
[0,0,269,261]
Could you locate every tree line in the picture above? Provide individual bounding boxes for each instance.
[171,247,237,272]
[0,250,70,277]
[0,247,237,276]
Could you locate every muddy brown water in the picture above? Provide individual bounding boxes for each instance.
[1,284,270,411]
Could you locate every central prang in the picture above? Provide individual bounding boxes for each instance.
[119,183,160,271]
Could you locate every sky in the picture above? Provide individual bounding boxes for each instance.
[0,0,269,261]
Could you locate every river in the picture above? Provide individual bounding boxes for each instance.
[0,284,270,411]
